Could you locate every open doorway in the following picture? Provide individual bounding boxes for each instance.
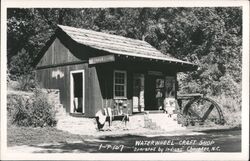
[145,75,165,110]
[132,73,145,113]
[70,70,85,114]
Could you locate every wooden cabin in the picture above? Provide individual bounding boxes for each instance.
[35,25,197,117]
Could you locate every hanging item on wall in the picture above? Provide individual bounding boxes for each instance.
[139,87,144,112]
[165,76,175,98]
[132,74,145,112]
[164,76,176,115]
[52,70,64,79]
[156,78,164,88]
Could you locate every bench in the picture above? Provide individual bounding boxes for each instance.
[95,106,129,130]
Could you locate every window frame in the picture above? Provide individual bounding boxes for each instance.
[113,70,127,99]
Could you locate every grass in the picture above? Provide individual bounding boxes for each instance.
[7,125,86,147]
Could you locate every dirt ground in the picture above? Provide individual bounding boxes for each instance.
[7,129,241,153]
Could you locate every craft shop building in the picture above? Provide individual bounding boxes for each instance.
[35,25,197,117]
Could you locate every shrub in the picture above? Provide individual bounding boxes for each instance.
[7,90,57,127]
[31,90,57,127]
[17,74,39,91]
[211,95,241,128]
[7,94,32,126]
[12,97,32,126]
[7,73,39,92]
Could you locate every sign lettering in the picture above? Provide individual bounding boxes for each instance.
[89,55,115,65]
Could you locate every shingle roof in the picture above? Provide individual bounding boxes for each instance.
[57,25,195,66]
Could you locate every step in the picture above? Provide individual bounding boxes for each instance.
[146,113,186,132]
[127,115,145,129]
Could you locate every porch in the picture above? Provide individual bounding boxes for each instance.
[71,53,194,117]
[56,112,185,135]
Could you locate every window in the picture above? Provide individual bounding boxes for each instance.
[114,70,127,98]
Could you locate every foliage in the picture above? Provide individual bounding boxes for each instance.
[8,48,40,91]
[7,7,242,113]
[7,94,32,126]
[8,49,34,80]
[7,90,57,127]
[17,74,39,91]
[212,95,241,127]
[31,90,57,127]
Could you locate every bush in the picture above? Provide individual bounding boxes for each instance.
[7,90,57,127]
[7,94,32,126]
[7,73,39,92]
[31,90,57,127]
[18,74,39,91]
[211,95,241,128]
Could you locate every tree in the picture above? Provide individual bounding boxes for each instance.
[7,7,242,101]
[8,49,34,80]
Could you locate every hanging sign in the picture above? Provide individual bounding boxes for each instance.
[89,55,115,65]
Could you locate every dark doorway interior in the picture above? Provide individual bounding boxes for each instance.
[145,75,165,110]
[73,73,83,113]
[145,75,156,110]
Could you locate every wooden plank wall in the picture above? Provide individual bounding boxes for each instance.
[37,63,107,117]
[36,36,105,117]
[37,38,81,67]
[36,64,87,113]
[86,66,104,117]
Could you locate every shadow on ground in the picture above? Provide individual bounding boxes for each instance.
[29,130,241,153]
[31,134,142,153]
